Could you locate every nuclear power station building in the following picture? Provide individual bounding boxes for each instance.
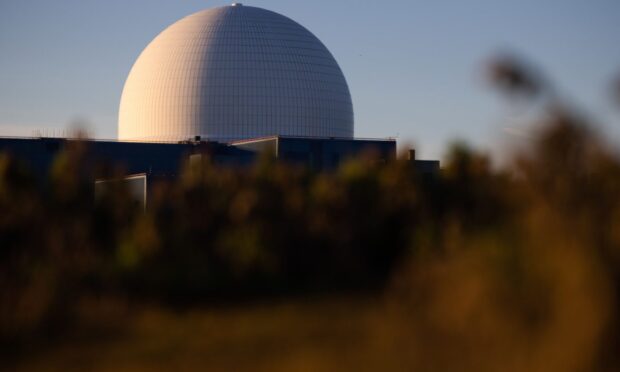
[0,4,437,189]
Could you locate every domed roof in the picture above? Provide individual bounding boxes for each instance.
[118,4,353,142]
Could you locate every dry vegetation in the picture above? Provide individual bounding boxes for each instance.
[2,59,620,371]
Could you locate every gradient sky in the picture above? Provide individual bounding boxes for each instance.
[1,0,619,158]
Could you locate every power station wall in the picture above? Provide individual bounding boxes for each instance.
[0,138,254,180]
[279,138,395,170]
[233,137,396,170]
[0,136,395,179]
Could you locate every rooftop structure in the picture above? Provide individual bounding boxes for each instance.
[118,4,353,143]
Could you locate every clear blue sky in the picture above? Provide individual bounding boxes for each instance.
[1,0,619,158]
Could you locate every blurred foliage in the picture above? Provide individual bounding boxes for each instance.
[3,59,620,371]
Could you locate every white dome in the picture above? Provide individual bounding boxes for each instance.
[118,4,353,142]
